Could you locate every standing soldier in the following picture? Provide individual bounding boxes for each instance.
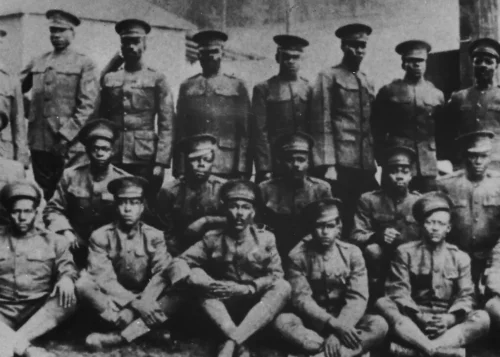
[372,40,445,192]
[0,182,77,357]
[443,38,500,168]
[437,130,500,289]
[98,19,174,199]
[252,35,312,182]
[20,9,99,200]
[275,199,388,357]
[180,180,291,357]
[351,145,420,300]
[175,30,252,180]
[310,23,378,235]
[259,132,332,257]
[43,119,130,268]
[157,134,226,256]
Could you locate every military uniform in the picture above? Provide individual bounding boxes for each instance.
[20,11,98,200]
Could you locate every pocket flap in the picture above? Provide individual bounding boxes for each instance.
[27,250,56,261]
[134,131,157,140]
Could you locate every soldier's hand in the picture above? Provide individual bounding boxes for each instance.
[130,299,166,327]
[53,138,70,158]
[207,281,252,299]
[333,325,362,350]
[153,165,165,178]
[324,334,342,357]
[425,314,456,338]
[51,276,76,308]
[383,228,400,245]
[64,230,80,250]
[115,308,135,329]
[325,166,338,181]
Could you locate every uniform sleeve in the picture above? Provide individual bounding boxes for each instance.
[180,237,210,268]
[237,81,252,175]
[20,59,34,93]
[140,232,171,302]
[87,230,136,306]
[438,93,459,163]
[350,196,377,246]
[59,58,99,142]
[385,247,419,313]
[43,172,73,234]
[448,252,475,314]
[54,235,78,282]
[370,86,390,163]
[251,84,272,173]
[251,234,284,293]
[336,247,368,327]
[9,74,29,166]
[155,187,179,255]
[433,91,446,160]
[486,239,500,296]
[155,73,175,167]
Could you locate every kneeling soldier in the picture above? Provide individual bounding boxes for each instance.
[76,176,183,350]
[376,192,490,357]
[180,180,291,357]
[0,182,77,357]
[275,198,388,357]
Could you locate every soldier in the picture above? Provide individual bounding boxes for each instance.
[157,134,226,256]
[180,180,291,357]
[437,130,500,289]
[259,132,332,257]
[252,34,312,182]
[376,192,490,357]
[0,182,77,357]
[20,9,99,200]
[98,19,174,200]
[372,40,445,192]
[175,30,252,180]
[274,198,388,357]
[310,23,378,236]
[76,176,184,350]
[43,119,130,268]
[351,145,420,300]
[443,38,500,168]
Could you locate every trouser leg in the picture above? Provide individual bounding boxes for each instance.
[356,314,389,352]
[271,312,324,353]
[364,243,385,302]
[431,310,490,348]
[485,296,500,330]
[201,299,238,339]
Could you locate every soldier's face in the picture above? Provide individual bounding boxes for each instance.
[472,54,498,82]
[403,58,426,79]
[121,37,146,62]
[9,199,37,235]
[277,51,302,75]
[386,165,412,193]
[49,27,74,51]
[226,199,255,232]
[198,49,222,73]
[341,40,366,66]
[282,152,309,179]
[187,152,215,180]
[312,207,342,249]
[116,197,144,227]
[422,210,451,245]
[465,151,491,178]
[87,138,113,168]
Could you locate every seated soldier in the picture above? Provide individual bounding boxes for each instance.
[275,198,388,357]
[376,192,490,357]
[259,132,332,257]
[180,180,291,357]
[76,176,185,350]
[43,119,129,267]
[350,145,420,300]
[157,134,226,256]
[0,182,77,357]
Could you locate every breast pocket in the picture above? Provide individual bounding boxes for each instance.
[133,131,157,161]
[130,81,155,111]
[483,195,500,218]
[67,186,91,215]
[26,249,56,276]
[246,248,272,275]
[441,267,459,299]
[214,86,240,150]
[55,65,81,99]
[333,78,359,112]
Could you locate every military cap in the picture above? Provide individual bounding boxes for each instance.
[0,29,7,38]
[383,145,416,166]
[335,23,372,42]
[395,40,432,60]
[108,176,148,199]
[220,180,258,204]
[193,30,228,49]
[0,181,42,208]
[46,9,81,29]
[178,134,217,159]
[275,132,314,154]
[115,19,151,38]
[77,119,119,145]
[303,198,343,225]
[412,191,452,223]
[274,34,309,54]
[468,38,500,59]
[456,130,495,153]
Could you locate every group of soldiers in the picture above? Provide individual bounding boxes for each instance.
[2,6,500,357]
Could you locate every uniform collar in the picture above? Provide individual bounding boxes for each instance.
[115,221,142,240]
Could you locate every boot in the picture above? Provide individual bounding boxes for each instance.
[389,342,418,357]
[235,343,251,357]
[24,346,56,357]
[85,332,124,350]
[218,340,236,357]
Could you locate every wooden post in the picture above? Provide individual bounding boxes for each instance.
[459,0,500,88]
[285,0,295,34]
[221,0,227,32]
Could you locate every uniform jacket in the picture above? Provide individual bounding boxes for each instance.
[181,225,284,294]
[174,73,252,176]
[99,64,175,167]
[86,222,171,307]
[252,75,312,173]
[386,240,475,314]
[0,226,77,303]
[20,47,98,157]
[287,237,368,329]
[437,169,500,261]
[0,64,29,166]
[351,189,420,247]
[157,174,226,256]
[310,63,376,171]
[43,163,130,242]
[371,78,444,176]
